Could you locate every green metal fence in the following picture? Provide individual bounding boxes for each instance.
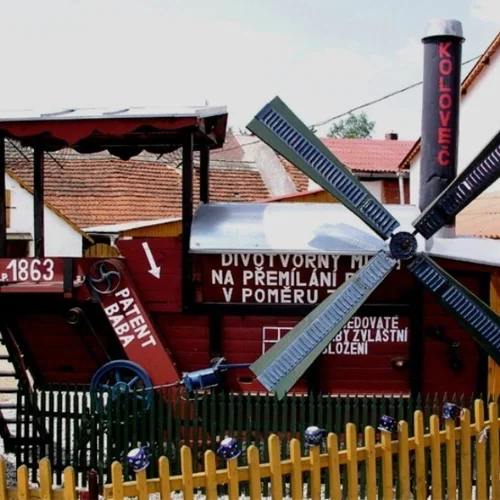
[13,386,480,489]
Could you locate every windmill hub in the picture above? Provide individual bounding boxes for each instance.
[389,231,418,261]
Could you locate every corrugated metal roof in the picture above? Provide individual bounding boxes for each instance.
[190,202,425,255]
[191,202,500,267]
[0,105,227,122]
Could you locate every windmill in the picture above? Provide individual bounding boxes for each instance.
[246,20,500,399]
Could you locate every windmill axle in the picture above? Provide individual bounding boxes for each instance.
[389,231,418,261]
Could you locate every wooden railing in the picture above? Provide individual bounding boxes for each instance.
[102,399,500,499]
[2,399,499,499]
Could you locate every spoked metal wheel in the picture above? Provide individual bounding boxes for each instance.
[90,360,153,414]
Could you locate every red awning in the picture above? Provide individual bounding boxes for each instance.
[0,106,228,160]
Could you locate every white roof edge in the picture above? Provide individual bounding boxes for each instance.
[427,237,500,267]
[0,105,227,122]
[84,217,181,233]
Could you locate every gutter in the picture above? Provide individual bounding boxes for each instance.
[355,171,409,179]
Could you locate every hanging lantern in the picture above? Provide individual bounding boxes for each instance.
[217,437,241,460]
[378,415,398,434]
[126,444,152,472]
[442,402,462,420]
[304,426,327,447]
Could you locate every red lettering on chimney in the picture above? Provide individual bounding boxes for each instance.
[439,76,451,93]
[439,110,451,127]
[437,41,454,168]
[438,128,452,145]
[438,149,450,166]
[439,42,452,58]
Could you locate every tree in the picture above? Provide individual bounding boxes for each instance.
[309,125,318,134]
[326,111,375,139]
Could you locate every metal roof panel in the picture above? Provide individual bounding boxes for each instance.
[0,105,227,123]
[427,237,500,267]
[190,202,424,255]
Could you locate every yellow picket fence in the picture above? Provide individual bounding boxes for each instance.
[1,399,499,499]
[104,399,500,500]
[0,457,78,499]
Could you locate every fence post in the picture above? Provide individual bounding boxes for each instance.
[489,402,500,500]
[327,433,341,500]
[136,469,148,499]
[247,445,262,500]
[111,462,124,500]
[39,457,53,500]
[158,456,172,499]
[397,421,410,499]
[460,408,472,500]
[380,428,393,500]
[63,466,77,500]
[227,455,239,500]
[309,443,321,500]
[474,400,487,500]
[204,451,217,500]
[180,445,194,500]
[268,434,283,499]
[414,410,426,500]
[364,426,377,500]
[17,465,30,499]
[0,458,7,500]
[429,415,442,499]
[445,418,457,500]
[346,423,358,500]
[289,438,303,500]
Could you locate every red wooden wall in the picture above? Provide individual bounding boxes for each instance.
[4,237,487,397]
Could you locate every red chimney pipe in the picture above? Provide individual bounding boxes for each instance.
[419,19,464,237]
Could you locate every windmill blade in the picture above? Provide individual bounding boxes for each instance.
[250,250,397,399]
[408,254,500,363]
[247,97,400,240]
[413,129,500,239]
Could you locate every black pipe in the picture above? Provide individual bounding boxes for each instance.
[419,19,464,230]
[33,147,45,257]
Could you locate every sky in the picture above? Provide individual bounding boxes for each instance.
[0,0,498,141]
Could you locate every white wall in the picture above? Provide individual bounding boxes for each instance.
[6,174,83,257]
[238,136,297,197]
[410,49,500,205]
[362,180,383,201]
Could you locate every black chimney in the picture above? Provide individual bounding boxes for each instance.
[385,132,398,141]
[419,19,464,236]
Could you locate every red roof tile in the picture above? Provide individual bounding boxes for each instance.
[7,148,269,228]
[211,133,245,161]
[457,192,500,239]
[282,137,414,191]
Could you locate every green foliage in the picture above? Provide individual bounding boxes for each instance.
[326,111,375,139]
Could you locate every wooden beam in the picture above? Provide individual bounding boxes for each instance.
[33,148,45,258]
[182,133,194,311]
[488,273,500,399]
[199,144,210,203]
[0,137,6,257]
